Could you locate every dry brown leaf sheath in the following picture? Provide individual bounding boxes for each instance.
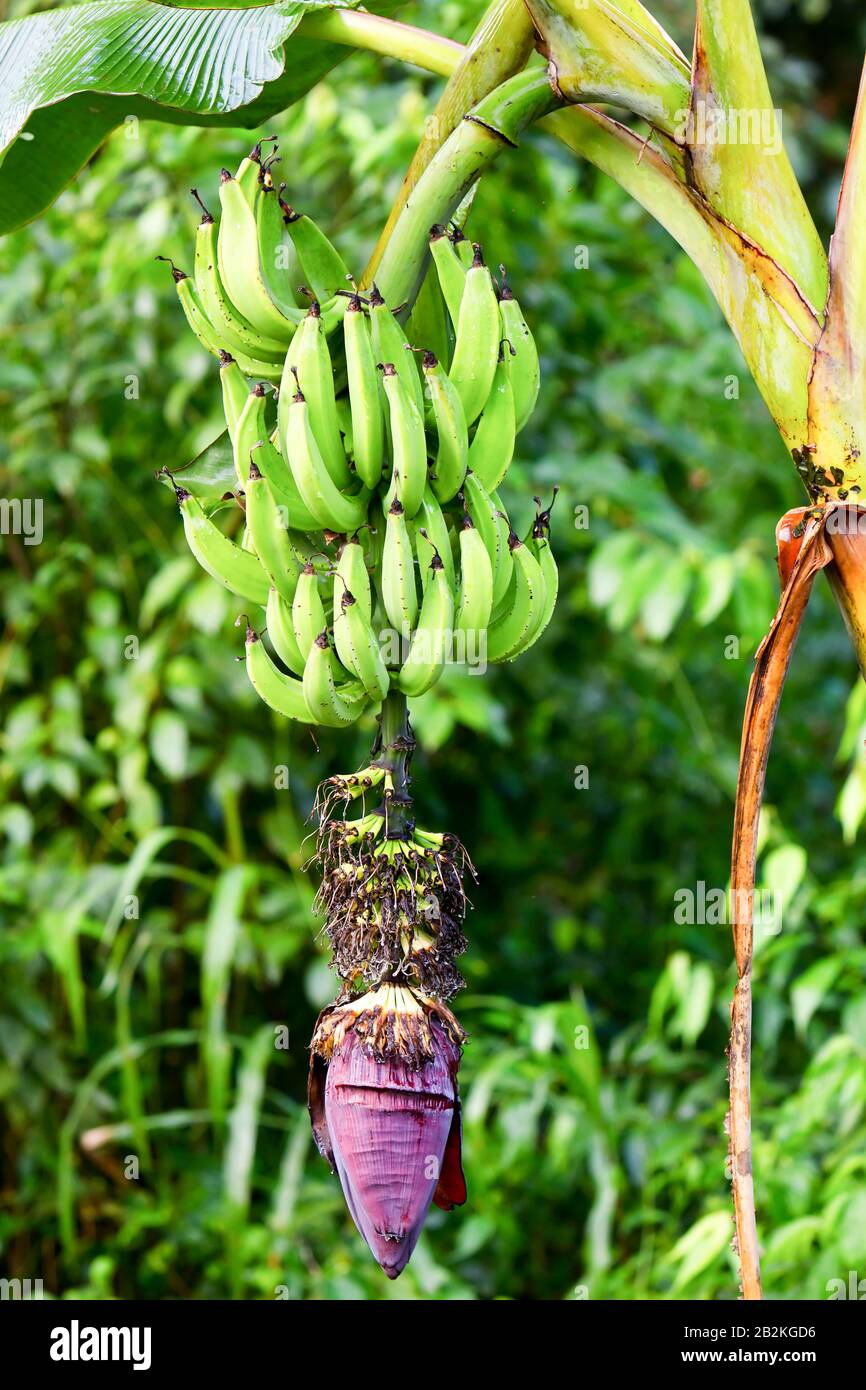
[729,508,833,1300]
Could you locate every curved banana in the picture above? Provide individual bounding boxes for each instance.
[217,170,298,343]
[335,534,372,625]
[292,561,329,662]
[381,362,427,519]
[177,489,269,605]
[454,515,493,642]
[499,266,540,433]
[244,460,302,603]
[282,378,370,533]
[485,532,547,663]
[488,485,515,609]
[423,350,468,503]
[467,343,516,493]
[449,244,500,427]
[407,260,452,374]
[219,352,250,443]
[245,621,312,722]
[343,293,385,489]
[429,225,466,333]
[336,589,390,701]
[397,546,455,698]
[303,632,368,728]
[368,284,424,419]
[462,471,507,603]
[266,585,305,677]
[160,261,283,381]
[235,137,275,204]
[283,202,352,308]
[415,486,455,593]
[522,489,559,652]
[279,303,352,490]
[381,499,419,641]
[253,169,307,322]
[190,191,287,363]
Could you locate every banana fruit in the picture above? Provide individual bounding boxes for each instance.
[166,141,551,728]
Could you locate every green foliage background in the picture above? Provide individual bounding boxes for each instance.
[2,0,866,1300]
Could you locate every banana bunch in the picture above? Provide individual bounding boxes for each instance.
[164,142,555,729]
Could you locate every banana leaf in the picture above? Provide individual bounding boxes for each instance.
[0,0,397,235]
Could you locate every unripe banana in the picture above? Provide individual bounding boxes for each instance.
[381,498,419,643]
[368,283,424,420]
[303,631,368,727]
[336,589,390,701]
[335,534,372,626]
[448,244,500,427]
[522,489,559,652]
[219,352,250,443]
[190,190,287,362]
[244,460,302,603]
[429,224,466,333]
[160,261,283,381]
[280,302,352,490]
[450,224,474,270]
[467,343,516,493]
[499,266,540,433]
[381,362,427,519]
[454,515,493,641]
[462,471,507,601]
[396,545,455,698]
[176,488,269,606]
[343,293,385,489]
[254,169,306,321]
[217,170,297,343]
[266,585,305,676]
[293,561,329,662]
[485,532,547,663]
[415,486,455,594]
[282,376,370,533]
[245,620,313,722]
[423,351,468,504]
[407,259,452,373]
[282,200,352,308]
[488,486,515,609]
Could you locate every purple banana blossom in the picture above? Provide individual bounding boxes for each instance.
[309,988,466,1278]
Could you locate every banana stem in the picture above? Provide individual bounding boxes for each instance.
[368,68,558,308]
[375,691,415,838]
[301,9,462,78]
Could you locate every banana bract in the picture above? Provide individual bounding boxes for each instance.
[165,143,555,1278]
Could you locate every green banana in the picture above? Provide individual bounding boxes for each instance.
[219,352,249,443]
[292,561,329,662]
[217,170,297,343]
[381,362,427,519]
[335,534,372,624]
[454,515,493,644]
[407,256,452,370]
[160,261,283,381]
[397,544,455,698]
[244,460,302,603]
[429,225,466,333]
[449,244,500,427]
[244,621,312,722]
[485,532,547,663]
[368,284,424,419]
[467,343,516,492]
[176,488,269,605]
[235,137,276,204]
[343,293,385,489]
[254,170,306,321]
[336,588,390,702]
[488,486,515,609]
[415,486,455,593]
[499,265,540,433]
[423,350,468,503]
[522,489,559,651]
[266,585,305,676]
[303,632,367,728]
[381,498,419,641]
[462,471,507,602]
[280,303,352,490]
[190,190,287,362]
[283,201,352,308]
[282,376,370,533]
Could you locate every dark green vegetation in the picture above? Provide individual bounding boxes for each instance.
[2,0,866,1299]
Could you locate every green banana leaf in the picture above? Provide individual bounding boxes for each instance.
[0,0,395,235]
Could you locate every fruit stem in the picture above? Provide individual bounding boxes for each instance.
[375,691,415,838]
